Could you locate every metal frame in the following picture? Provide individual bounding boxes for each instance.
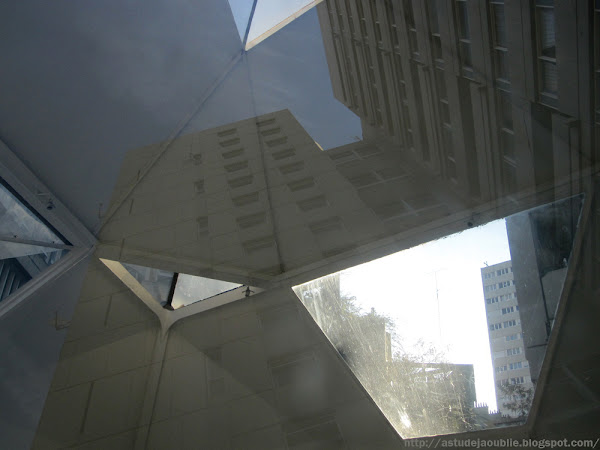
[0,139,96,318]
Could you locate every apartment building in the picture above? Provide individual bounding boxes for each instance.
[481,260,534,417]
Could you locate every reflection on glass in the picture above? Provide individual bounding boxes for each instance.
[0,242,67,302]
[293,196,583,438]
[171,274,242,309]
[122,263,174,306]
[0,182,65,245]
[0,181,69,302]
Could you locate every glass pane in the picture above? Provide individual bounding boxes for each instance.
[456,1,470,39]
[432,35,443,61]
[246,0,323,48]
[435,69,447,100]
[501,129,515,160]
[495,49,509,80]
[595,73,600,119]
[293,196,584,438]
[0,182,65,245]
[497,89,513,129]
[428,0,439,34]
[537,8,556,58]
[0,241,67,302]
[502,160,517,193]
[492,3,506,47]
[460,41,472,68]
[122,262,174,306]
[403,0,415,28]
[541,61,558,94]
[171,274,242,309]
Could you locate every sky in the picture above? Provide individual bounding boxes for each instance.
[227,0,323,47]
[341,219,512,412]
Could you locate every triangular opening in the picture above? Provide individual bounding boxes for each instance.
[0,180,68,246]
[227,0,257,44]
[293,195,584,438]
[0,241,68,302]
[171,273,242,309]
[107,260,249,312]
[122,262,175,306]
[245,0,324,50]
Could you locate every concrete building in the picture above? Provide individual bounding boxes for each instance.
[97,108,386,286]
[0,0,599,448]
[317,0,598,202]
[506,195,585,385]
[481,260,534,417]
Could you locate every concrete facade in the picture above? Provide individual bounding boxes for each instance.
[481,260,534,417]
[97,109,385,286]
[317,0,598,201]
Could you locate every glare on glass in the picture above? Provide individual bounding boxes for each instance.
[171,274,242,309]
[122,262,174,306]
[293,196,583,438]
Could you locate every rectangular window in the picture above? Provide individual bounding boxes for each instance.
[596,4,600,124]
[455,0,473,76]
[385,0,400,48]
[535,1,557,106]
[428,0,443,63]
[490,1,509,83]
[403,0,419,58]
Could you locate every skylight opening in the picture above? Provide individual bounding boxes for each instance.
[293,195,584,438]
[104,259,251,314]
[0,179,70,303]
[227,0,324,50]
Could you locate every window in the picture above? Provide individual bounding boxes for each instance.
[496,267,510,276]
[490,1,509,82]
[492,280,512,288]
[506,333,521,341]
[333,0,345,33]
[355,0,368,37]
[428,0,443,64]
[111,261,251,311]
[534,0,557,106]
[0,180,70,303]
[403,0,419,58]
[507,347,522,356]
[503,319,517,328]
[510,376,525,385]
[502,306,515,314]
[489,322,502,331]
[385,0,400,49]
[495,365,508,373]
[595,2,600,124]
[509,362,522,370]
[369,0,382,45]
[455,0,473,76]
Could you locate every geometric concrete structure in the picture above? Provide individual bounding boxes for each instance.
[0,0,599,448]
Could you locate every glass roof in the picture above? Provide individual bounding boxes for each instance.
[0,181,66,246]
[0,180,69,303]
[114,261,246,311]
[293,196,584,438]
[34,0,595,440]
[122,262,174,306]
[171,274,242,309]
